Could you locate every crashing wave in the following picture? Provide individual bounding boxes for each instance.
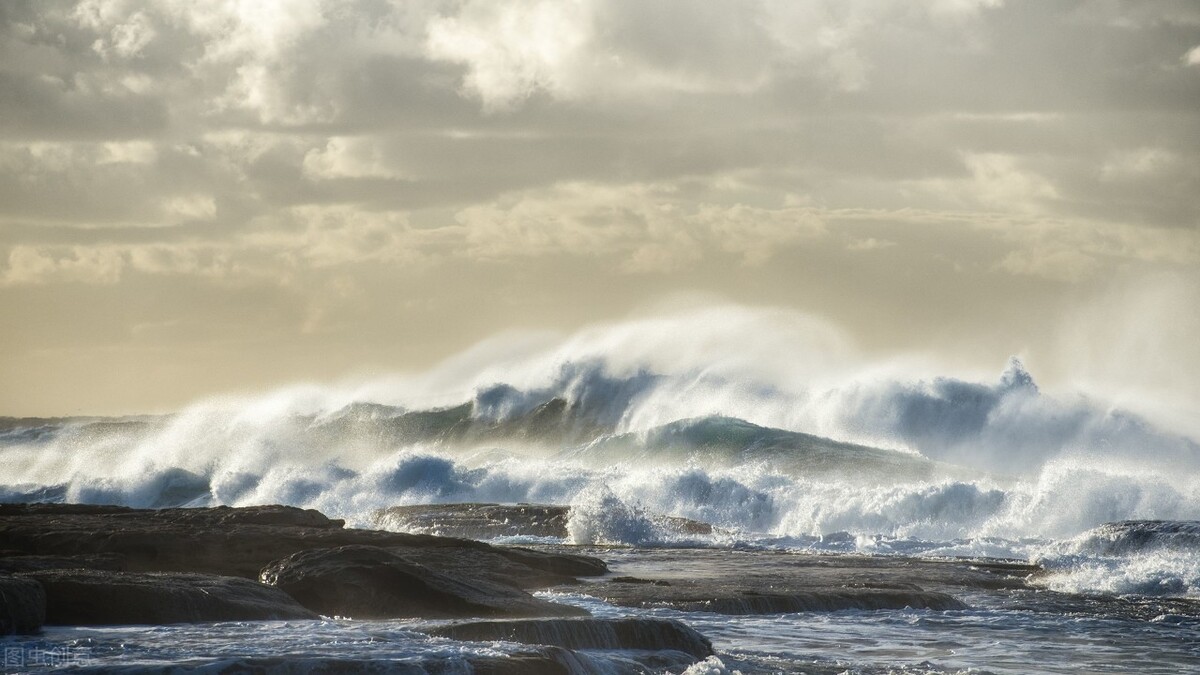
[2,308,1199,605]
[1068,520,1200,557]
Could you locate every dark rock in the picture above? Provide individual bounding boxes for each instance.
[575,548,984,615]
[467,651,573,675]
[426,617,715,659]
[389,546,579,590]
[665,589,967,614]
[0,553,125,574]
[375,502,715,541]
[22,569,317,625]
[0,574,45,634]
[376,503,570,539]
[198,650,574,675]
[160,504,343,529]
[200,658,435,674]
[610,576,671,586]
[0,503,605,581]
[260,545,587,619]
[489,546,608,578]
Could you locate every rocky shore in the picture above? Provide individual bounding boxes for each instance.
[0,503,606,630]
[0,502,1013,672]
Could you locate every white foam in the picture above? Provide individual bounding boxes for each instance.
[3,305,1200,598]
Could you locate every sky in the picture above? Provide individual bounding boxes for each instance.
[1,0,1198,418]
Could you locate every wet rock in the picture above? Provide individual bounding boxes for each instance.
[374,502,715,541]
[426,617,715,659]
[388,546,580,590]
[0,575,45,634]
[206,650,576,675]
[0,503,606,582]
[610,576,671,586]
[260,545,587,619]
[662,588,967,613]
[577,548,988,615]
[488,546,608,579]
[0,553,125,574]
[376,503,570,539]
[22,569,317,625]
[467,651,573,675]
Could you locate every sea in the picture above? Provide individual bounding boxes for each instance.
[2,308,1199,673]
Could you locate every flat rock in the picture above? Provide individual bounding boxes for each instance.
[426,617,715,659]
[560,548,1016,615]
[375,502,714,540]
[386,546,581,590]
[260,545,587,619]
[377,503,571,539]
[22,569,317,625]
[0,503,606,582]
[178,649,579,675]
[636,587,967,614]
[485,546,608,579]
[0,553,125,574]
[0,574,45,634]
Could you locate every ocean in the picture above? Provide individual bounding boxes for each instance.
[2,309,1199,673]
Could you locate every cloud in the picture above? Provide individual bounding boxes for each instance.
[983,215,1199,283]
[2,1,1199,415]
[962,153,1059,211]
[824,208,1200,283]
[302,137,409,180]
[1,245,124,286]
[422,0,1016,108]
[426,0,592,111]
[456,181,827,270]
[847,237,897,252]
[1100,147,1178,180]
[0,205,444,287]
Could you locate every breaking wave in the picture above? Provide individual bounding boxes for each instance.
[2,305,1198,598]
[1035,521,1200,597]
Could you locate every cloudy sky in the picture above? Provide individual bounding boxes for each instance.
[1,0,1198,417]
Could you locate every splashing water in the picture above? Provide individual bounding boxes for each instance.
[3,305,1199,599]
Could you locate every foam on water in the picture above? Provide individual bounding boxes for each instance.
[1033,521,1200,597]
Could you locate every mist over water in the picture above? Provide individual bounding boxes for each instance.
[4,305,1200,597]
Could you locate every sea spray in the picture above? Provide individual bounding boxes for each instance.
[3,307,1200,599]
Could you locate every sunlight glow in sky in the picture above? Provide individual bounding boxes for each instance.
[1,0,1197,416]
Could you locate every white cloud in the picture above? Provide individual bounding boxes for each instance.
[162,194,216,220]
[0,205,439,287]
[964,153,1059,210]
[1184,45,1200,65]
[1100,147,1176,180]
[92,10,157,60]
[426,0,593,111]
[423,0,1009,108]
[457,181,826,270]
[99,141,158,165]
[276,205,429,268]
[303,137,407,180]
[987,217,1200,282]
[847,237,897,252]
[2,245,125,286]
[905,153,1061,216]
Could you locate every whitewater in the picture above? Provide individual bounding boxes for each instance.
[3,305,1200,672]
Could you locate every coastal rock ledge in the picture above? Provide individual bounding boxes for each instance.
[0,575,45,635]
[426,617,715,659]
[22,569,317,625]
[260,545,588,619]
[0,503,609,627]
